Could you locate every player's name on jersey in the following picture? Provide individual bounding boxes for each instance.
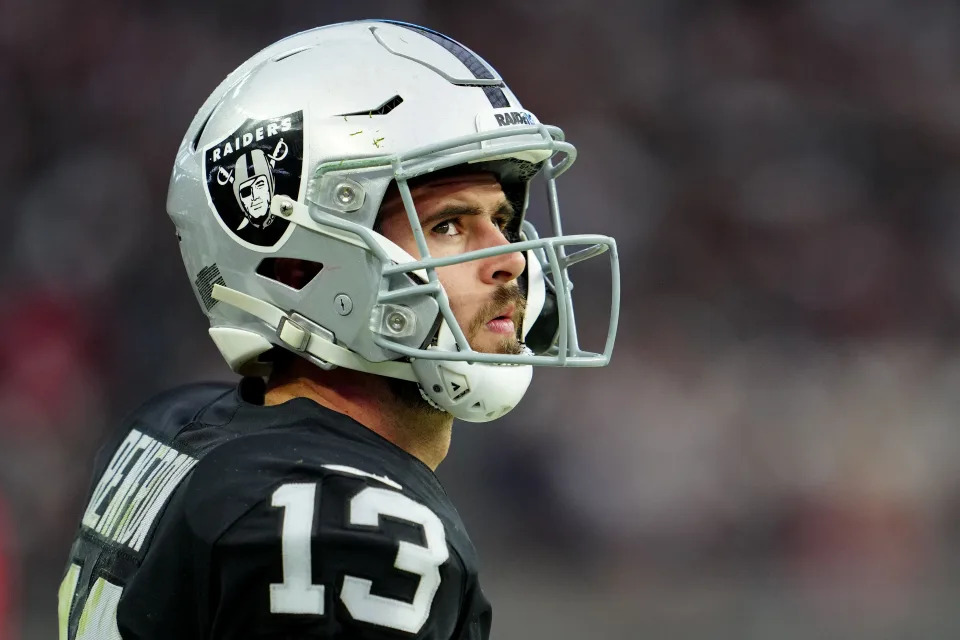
[81,430,197,552]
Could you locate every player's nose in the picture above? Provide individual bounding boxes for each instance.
[478,224,525,285]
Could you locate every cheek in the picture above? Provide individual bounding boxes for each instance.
[437,264,482,318]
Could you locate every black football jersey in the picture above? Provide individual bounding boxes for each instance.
[58,378,491,640]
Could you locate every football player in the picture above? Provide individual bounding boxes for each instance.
[58,20,620,640]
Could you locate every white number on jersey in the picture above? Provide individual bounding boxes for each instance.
[58,566,123,640]
[270,482,449,634]
[269,483,326,615]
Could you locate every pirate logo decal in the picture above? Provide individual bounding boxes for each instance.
[203,111,303,246]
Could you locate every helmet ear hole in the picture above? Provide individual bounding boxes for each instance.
[256,258,324,291]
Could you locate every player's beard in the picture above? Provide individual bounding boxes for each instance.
[388,284,527,415]
[464,284,527,355]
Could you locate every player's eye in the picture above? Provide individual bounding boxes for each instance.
[431,219,461,237]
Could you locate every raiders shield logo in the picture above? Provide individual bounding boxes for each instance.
[203,111,303,246]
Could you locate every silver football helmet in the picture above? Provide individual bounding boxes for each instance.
[167,20,620,422]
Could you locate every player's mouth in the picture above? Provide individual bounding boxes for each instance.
[485,304,516,335]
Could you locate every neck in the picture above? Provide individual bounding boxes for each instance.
[263,357,453,471]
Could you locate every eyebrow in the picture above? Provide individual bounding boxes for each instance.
[419,200,517,228]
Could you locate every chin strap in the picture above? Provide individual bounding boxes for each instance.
[211,284,418,382]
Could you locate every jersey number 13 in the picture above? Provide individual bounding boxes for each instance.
[270,483,449,634]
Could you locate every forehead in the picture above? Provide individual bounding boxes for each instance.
[381,171,506,216]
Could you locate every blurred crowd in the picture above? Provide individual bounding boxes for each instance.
[5,0,960,637]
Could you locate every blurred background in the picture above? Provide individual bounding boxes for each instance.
[4,0,960,638]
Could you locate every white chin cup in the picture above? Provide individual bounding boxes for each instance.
[411,322,533,423]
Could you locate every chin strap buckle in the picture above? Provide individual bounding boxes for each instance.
[277,316,310,352]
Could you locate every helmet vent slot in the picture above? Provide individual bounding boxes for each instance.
[256,258,324,291]
[337,95,404,117]
[272,46,313,62]
[190,108,215,153]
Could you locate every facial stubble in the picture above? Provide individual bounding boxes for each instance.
[387,284,528,415]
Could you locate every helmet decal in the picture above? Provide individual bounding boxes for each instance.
[203,111,303,246]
